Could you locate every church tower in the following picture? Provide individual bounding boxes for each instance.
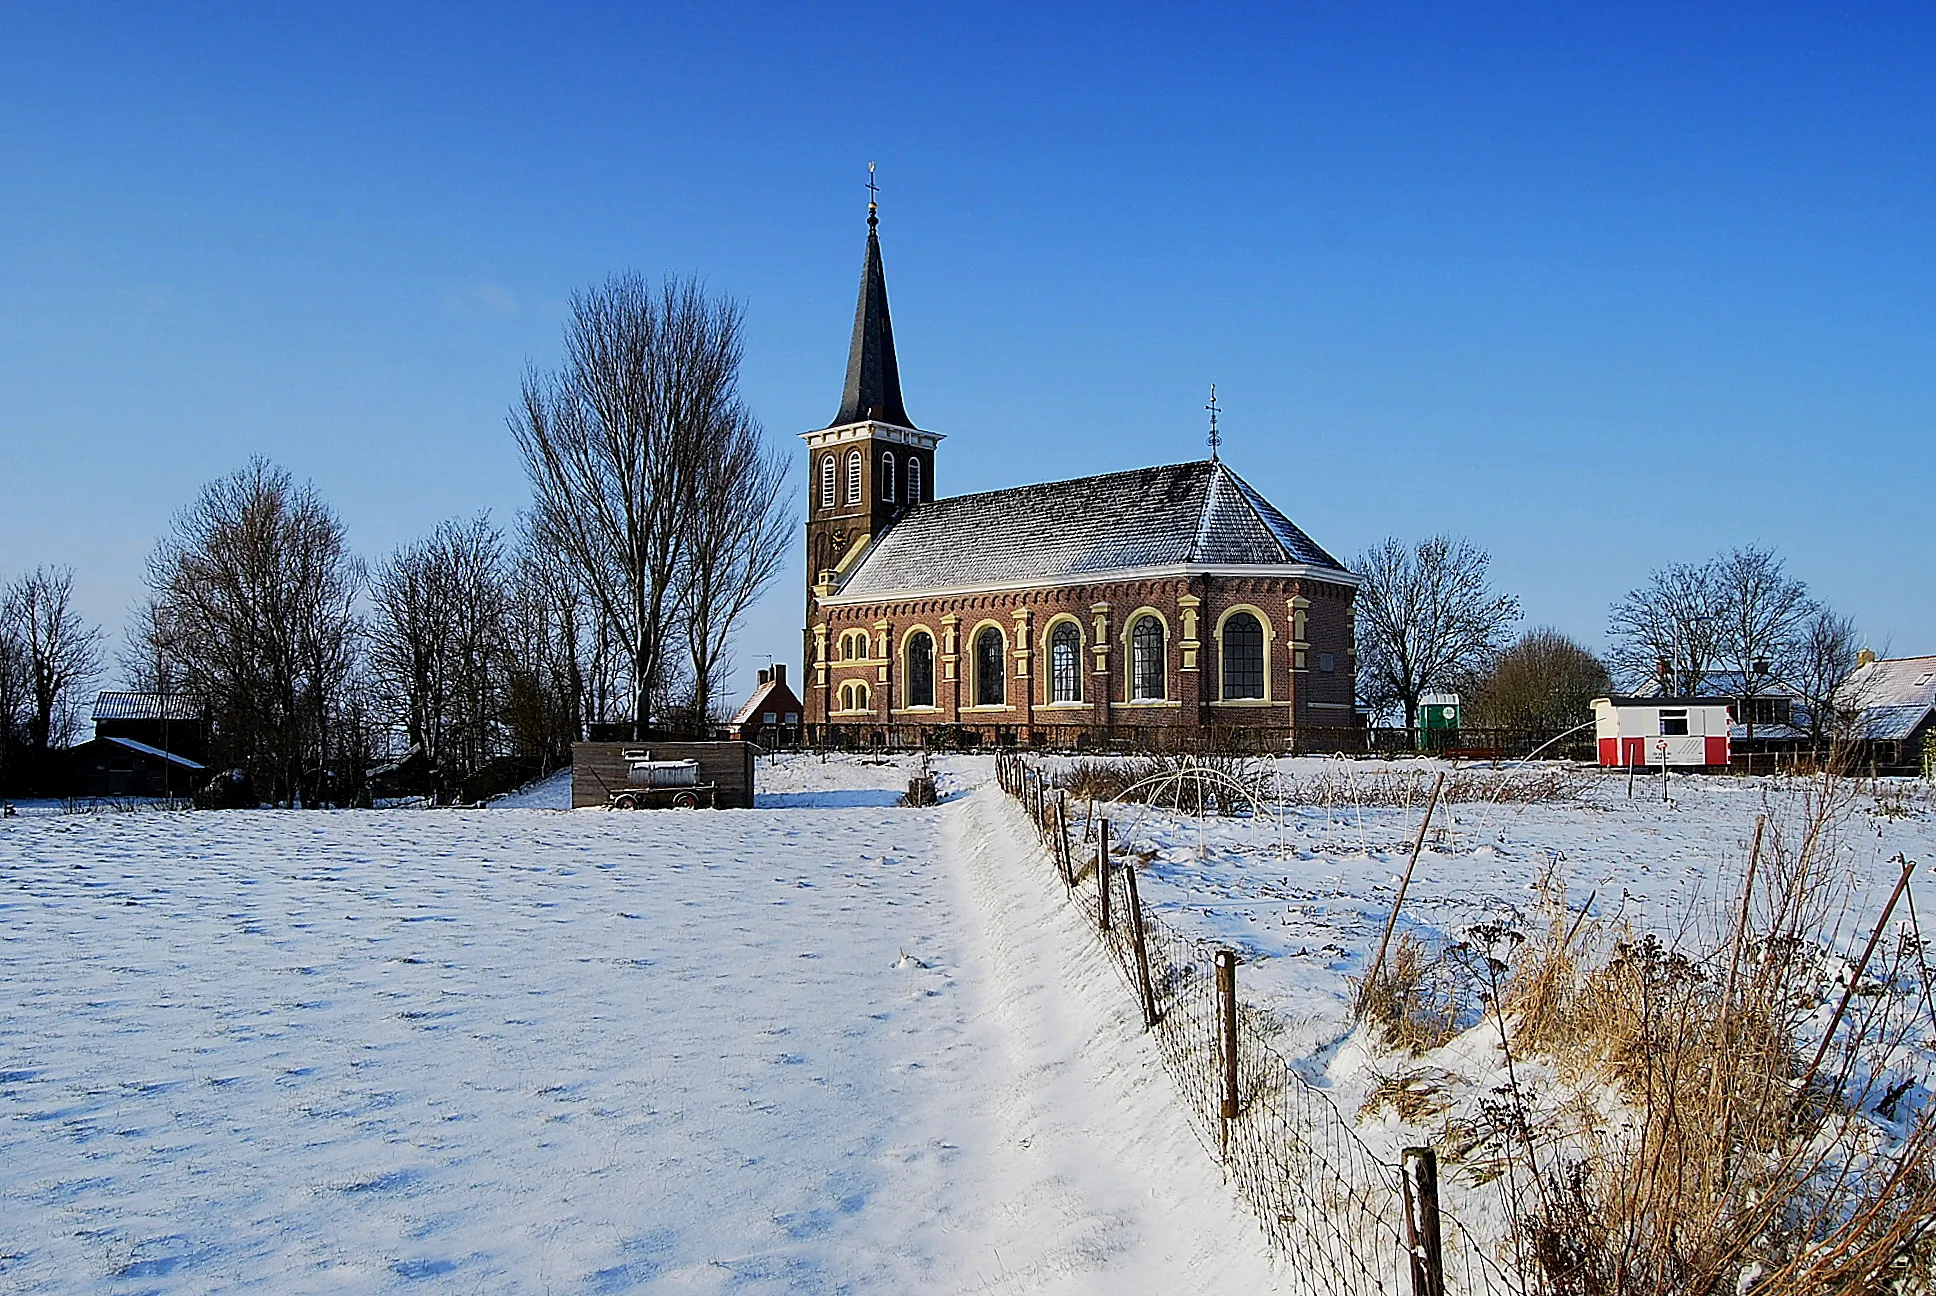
[802,186,943,653]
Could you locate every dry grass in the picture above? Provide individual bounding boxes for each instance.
[1478,772,1936,1294]
[1052,757,1585,812]
[1279,765,1587,808]
[1354,933,1471,1054]
[1359,1065,1461,1124]
[1050,754,1270,814]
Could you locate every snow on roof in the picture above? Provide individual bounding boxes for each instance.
[1635,670,1802,700]
[93,692,205,722]
[103,735,205,769]
[829,460,1350,602]
[1845,655,1936,741]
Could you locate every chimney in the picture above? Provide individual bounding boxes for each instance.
[1858,648,1877,668]
[773,663,787,686]
[757,668,770,686]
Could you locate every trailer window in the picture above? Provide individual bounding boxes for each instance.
[1659,710,1689,736]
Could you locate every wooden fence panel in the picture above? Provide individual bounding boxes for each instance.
[570,741,757,809]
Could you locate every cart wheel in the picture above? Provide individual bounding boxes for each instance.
[672,791,698,810]
[613,793,638,810]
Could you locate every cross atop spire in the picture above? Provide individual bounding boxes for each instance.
[1206,383,1221,463]
[829,164,914,429]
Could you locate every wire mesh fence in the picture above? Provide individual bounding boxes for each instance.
[995,753,1526,1296]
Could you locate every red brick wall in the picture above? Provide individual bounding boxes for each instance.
[805,573,1356,735]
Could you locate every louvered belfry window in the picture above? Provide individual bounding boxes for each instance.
[1050,623,1081,703]
[846,450,863,505]
[1131,616,1166,700]
[880,451,896,503]
[906,457,922,504]
[820,455,836,509]
[975,627,1006,707]
[906,632,935,708]
[1222,612,1265,700]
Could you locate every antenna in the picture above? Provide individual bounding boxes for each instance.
[867,161,879,228]
[1206,383,1221,463]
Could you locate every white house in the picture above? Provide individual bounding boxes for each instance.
[1592,696,1732,769]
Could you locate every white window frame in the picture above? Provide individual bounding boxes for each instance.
[846,450,863,505]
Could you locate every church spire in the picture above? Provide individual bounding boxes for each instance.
[830,163,914,429]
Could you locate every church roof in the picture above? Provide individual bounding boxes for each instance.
[829,208,914,429]
[830,460,1351,601]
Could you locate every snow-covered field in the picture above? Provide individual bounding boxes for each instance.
[1107,760,1936,1059]
[1,755,1273,1294]
[7,753,1931,1293]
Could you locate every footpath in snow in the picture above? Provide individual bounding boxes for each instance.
[0,755,1276,1293]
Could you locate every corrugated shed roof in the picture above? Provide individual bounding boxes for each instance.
[1847,655,1936,741]
[92,692,205,722]
[832,460,1348,601]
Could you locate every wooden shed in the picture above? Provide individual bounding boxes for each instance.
[570,741,758,809]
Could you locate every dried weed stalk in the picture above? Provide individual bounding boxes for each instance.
[1491,769,1936,1294]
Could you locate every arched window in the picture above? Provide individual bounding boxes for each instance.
[846,450,863,505]
[1221,612,1265,700]
[906,457,922,505]
[880,451,896,503]
[839,683,852,711]
[974,627,1006,707]
[1050,622,1081,703]
[820,455,836,509]
[855,683,869,710]
[1131,616,1166,700]
[906,632,935,708]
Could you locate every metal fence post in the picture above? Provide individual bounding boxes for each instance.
[1402,1146,1445,1296]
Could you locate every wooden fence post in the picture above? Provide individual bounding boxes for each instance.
[1123,855,1159,1029]
[1097,818,1112,932]
[1401,1146,1445,1296]
[1054,792,1074,890]
[1217,948,1239,1157]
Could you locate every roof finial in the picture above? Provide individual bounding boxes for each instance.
[1206,383,1221,463]
[867,161,879,230]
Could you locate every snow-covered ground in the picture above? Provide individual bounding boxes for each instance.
[1104,760,1936,1060]
[9,753,1929,1293]
[1069,758,1936,1255]
[1,754,1274,1294]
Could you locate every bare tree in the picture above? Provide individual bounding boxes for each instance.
[143,459,363,806]
[1709,545,1814,742]
[4,567,103,756]
[512,273,746,736]
[1791,606,1862,749]
[675,413,792,732]
[370,515,510,796]
[1467,627,1612,737]
[1353,536,1522,728]
[0,606,30,791]
[1608,560,1725,694]
[503,523,596,761]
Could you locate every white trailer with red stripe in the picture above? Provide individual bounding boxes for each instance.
[1592,696,1732,769]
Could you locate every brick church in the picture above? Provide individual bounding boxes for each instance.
[802,198,1360,746]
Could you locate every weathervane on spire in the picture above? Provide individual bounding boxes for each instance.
[867,161,879,229]
[1206,383,1221,463]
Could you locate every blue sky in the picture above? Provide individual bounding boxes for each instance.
[3,2,1931,701]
